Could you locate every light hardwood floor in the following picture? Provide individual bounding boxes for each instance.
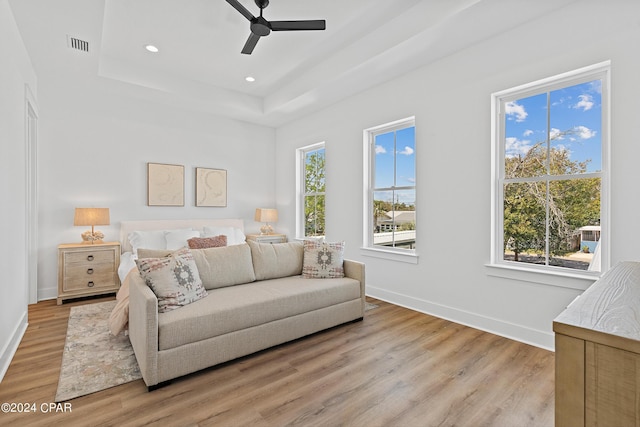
[0,297,555,426]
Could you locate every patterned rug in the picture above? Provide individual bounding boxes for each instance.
[55,301,141,402]
[365,302,379,311]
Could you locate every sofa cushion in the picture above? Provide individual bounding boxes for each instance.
[247,240,303,281]
[157,275,361,351]
[135,247,208,313]
[190,243,256,290]
[302,240,345,278]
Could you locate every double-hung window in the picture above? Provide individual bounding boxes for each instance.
[363,117,417,261]
[296,142,325,239]
[491,62,609,276]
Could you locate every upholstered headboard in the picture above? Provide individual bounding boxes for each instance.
[119,218,244,253]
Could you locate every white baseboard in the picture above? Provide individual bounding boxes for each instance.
[0,310,28,383]
[366,286,555,351]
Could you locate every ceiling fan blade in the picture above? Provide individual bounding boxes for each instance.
[241,33,261,54]
[225,0,255,21]
[270,20,326,31]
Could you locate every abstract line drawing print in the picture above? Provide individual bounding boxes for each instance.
[196,168,227,207]
[147,163,184,206]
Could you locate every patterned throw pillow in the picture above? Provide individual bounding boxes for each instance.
[302,240,345,279]
[135,247,208,313]
[187,235,227,249]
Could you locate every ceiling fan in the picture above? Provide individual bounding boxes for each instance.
[225,0,326,55]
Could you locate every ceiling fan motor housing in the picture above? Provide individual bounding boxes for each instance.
[251,17,271,36]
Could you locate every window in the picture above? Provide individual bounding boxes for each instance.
[491,62,609,276]
[296,143,325,239]
[364,117,416,259]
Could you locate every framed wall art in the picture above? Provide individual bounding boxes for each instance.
[196,167,227,207]
[147,162,184,206]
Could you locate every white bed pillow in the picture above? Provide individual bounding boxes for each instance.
[165,229,200,250]
[128,230,167,256]
[202,226,245,245]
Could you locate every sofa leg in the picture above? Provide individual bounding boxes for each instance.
[148,380,171,392]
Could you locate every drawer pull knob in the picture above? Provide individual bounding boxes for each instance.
[87,268,94,274]
[87,281,95,287]
[87,255,94,261]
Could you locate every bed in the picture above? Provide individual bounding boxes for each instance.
[109,218,246,335]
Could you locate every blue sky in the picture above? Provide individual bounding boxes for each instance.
[504,80,602,173]
[374,126,416,205]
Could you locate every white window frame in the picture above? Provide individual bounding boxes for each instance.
[296,142,325,240]
[362,117,418,264]
[489,61,610,286]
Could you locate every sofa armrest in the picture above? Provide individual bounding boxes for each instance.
[344,259,366,312]
[128,271,159,386]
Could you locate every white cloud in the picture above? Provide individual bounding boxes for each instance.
[523,129,534,137]
[550,128,564,140]
[505,137,532,158]
[505,101,528,122]
[574,94,594,111]
[399,146,414,156]
[574,125,596,139]
[375,145,386,154]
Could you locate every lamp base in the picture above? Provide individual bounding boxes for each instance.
[259,224,273,235]
[81,230,105,244]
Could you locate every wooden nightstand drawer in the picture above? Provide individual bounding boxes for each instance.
[58,242,121,304]
[63,266,116,292]
[64,249,115,265]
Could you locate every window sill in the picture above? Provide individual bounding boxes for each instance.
[360,247,418,264]
[485,262,598,291]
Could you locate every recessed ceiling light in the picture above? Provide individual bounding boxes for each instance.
[145,44,159,53]
[245,76,256,82]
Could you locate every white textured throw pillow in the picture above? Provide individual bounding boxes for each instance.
[202,226,245,245]
[128,230,166,256]
[164,228,200,250]
[302,240,345,279]
[135,247,208,313]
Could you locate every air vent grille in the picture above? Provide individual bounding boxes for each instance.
[67,35,89,52]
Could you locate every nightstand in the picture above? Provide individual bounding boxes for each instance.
[245,234,287,244]
[57,242,121,305]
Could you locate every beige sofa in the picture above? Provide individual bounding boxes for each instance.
[128,240,366,389]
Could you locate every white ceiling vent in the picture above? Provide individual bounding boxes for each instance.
[67,35,89,52]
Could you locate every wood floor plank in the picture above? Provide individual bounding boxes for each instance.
[0,297,554,426]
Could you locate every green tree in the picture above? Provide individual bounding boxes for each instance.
[304,151,325,236]
[504,133,600,261]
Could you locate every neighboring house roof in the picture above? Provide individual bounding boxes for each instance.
[380,211,416,223]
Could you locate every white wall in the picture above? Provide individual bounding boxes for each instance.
[0,0,37,381]
[36,74,276,300]
[275,2,640,350]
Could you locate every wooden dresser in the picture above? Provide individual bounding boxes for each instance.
[554,261,640,427]
[57,242,121,304]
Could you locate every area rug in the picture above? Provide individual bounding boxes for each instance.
[55,300,141,402]
[365,302,379,311]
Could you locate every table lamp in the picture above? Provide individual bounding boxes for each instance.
[255,208,278,235]
[74,207,110,244]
